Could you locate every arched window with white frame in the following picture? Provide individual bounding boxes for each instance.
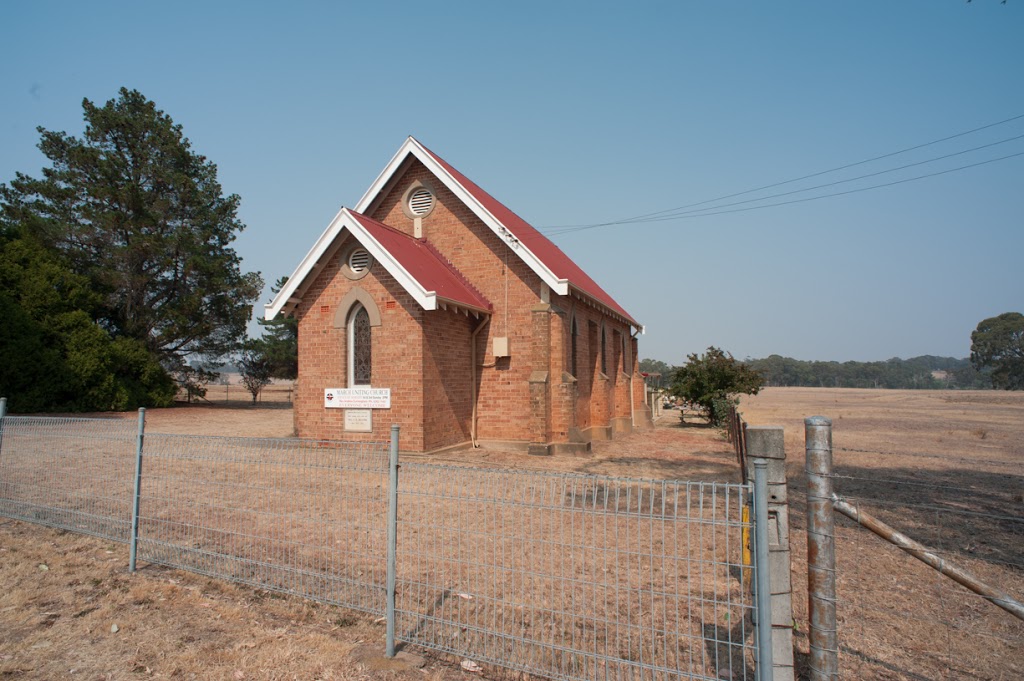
[347,303,372,386]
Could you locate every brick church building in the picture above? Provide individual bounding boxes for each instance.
[266,138,650,454]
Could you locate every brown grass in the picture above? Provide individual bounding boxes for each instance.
[737,388,1024,681]
[0,403,737,679]
[176,378,296,412]
[3,389,1022,680]
[0,519,469,680]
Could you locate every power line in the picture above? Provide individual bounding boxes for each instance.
[539,112,1024,232]
[538,150,1024,235]
[542,132,1024,234]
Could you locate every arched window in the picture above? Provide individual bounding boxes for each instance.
[348,303,372,386]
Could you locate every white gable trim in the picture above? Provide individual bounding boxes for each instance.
[355,137,571,297]
[264,208,489,321]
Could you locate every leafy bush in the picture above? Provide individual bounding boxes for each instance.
[671,347,765,426]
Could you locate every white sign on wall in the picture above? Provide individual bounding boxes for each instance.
[324,387,391,409]
[344,409,373,432]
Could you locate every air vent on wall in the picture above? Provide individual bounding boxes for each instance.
[348,248,371,273]
[409,188,434,216]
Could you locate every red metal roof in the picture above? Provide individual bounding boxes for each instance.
[418,143,639,327]
[348,211,492,313]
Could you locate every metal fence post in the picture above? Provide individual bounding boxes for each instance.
[129,408,146,572]
[752,458,775,681]
[385,424,400,658]
[805,416,838,681]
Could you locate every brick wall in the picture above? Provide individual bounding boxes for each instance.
[422,310,476,450]
[370,160,546,445]
[293,243,428,451]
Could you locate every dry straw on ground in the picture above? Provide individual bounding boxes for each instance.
[1,388,1022,680]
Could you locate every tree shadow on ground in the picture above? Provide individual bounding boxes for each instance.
[701,615,754,680]
[671,419,715,430]
[173,399,293,410]
[789,462,1024,571]
[576,454,741,483]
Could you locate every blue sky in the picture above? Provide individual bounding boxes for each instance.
[3,1,1021,363]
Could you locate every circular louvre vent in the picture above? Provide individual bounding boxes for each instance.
[348,248,371,273]
[408,188,434,216]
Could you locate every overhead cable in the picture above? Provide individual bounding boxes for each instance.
[538,112,1024,234]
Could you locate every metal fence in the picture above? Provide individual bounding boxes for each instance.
[804,417,1024,681]
[395,463,758,681]
[0,413,138,542]
[0,400,775,681]
[136,432,390,615]
[725,404,748,474]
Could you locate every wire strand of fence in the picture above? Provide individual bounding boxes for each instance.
[827,472,1021,495]
[834,446,1018,469]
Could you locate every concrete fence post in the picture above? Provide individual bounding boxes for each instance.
[746,426,795,681]
[129,408,146,572]
[805,416,838,681]
[385,424,400,658]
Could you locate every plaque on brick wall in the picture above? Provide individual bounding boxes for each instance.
[344,409,373,432]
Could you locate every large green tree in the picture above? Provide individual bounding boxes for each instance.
[0,88,262,369]
[970,312,1024,390]
[0,224,174,412]
[670,347,765,426]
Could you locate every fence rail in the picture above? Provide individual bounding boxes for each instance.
[0,401,773,681]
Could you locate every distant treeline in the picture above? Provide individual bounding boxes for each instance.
[641,355,989,390]
[744,355,987,389]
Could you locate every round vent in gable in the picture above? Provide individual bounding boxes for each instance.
[348,248,371,273]
[408,188,434,216]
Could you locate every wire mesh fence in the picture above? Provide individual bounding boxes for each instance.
[136,433,390,615]
[806,427,1024,680]
[0,415,138,542]
[395,463,758,681]
[0,405,769,681]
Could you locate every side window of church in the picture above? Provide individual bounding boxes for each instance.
[601,325,608,376]
[571,316,579,377]
[348,304,372,386]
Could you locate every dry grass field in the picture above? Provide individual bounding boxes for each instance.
[737,388,1024,681]
[2,388,1022,680]
[1,402,741,681]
